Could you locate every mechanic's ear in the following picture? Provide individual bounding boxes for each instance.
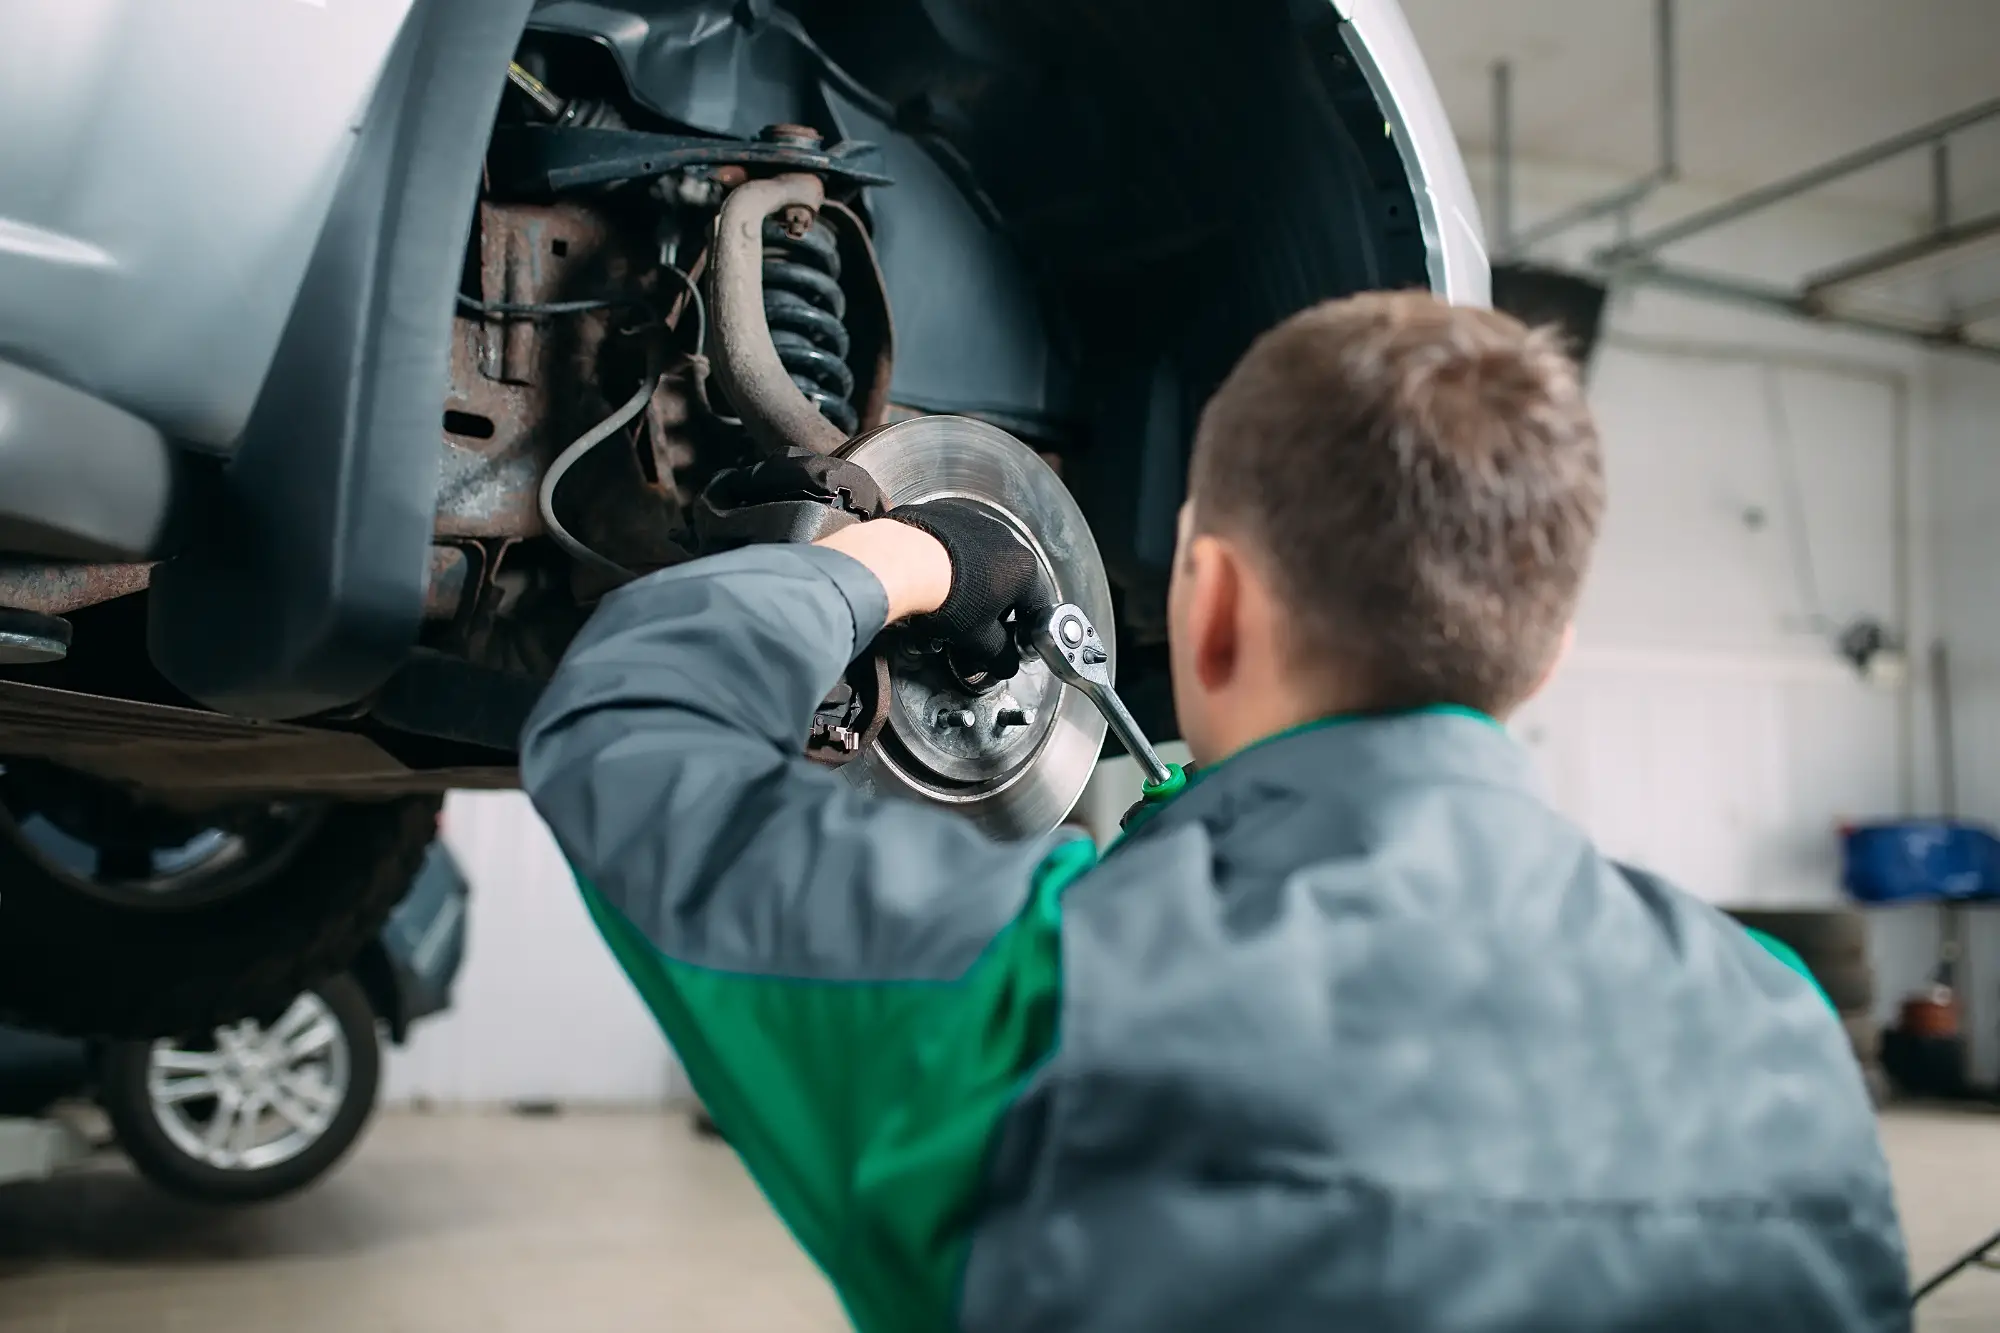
[1184,532,1242,694]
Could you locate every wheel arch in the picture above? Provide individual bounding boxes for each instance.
[147,0,539,720]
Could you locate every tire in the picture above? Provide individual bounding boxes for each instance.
[99,972,381,1204]
[0,768,439,1039]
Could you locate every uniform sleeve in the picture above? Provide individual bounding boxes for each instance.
[519,543,1096,1333]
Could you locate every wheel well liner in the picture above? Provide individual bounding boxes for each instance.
[147,0,538,720]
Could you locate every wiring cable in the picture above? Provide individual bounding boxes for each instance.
[534,265,709,586]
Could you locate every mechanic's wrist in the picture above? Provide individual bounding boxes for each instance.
[816,519,952,623]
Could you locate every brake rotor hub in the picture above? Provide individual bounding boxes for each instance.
[881,637,1063,785]
[837,416,1112,840]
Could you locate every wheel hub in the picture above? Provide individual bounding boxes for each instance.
[880,634,1064,785]
[837,416,1112,839]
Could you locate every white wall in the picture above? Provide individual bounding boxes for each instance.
[1519,336,1916,910]
[382,791,686,1108]
[1923,355,2000,1083]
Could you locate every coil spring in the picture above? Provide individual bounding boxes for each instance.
[763,218,857,436]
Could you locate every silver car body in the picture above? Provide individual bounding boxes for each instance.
[1337,0,1489,305]
[0,0,416,451]
[0,0,1481,462]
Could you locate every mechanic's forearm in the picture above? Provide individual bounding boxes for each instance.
[815,519,950,623]
[519,544,888,935]
[526,543,886,757]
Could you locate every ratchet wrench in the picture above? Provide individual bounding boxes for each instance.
[1022,603,1183,797]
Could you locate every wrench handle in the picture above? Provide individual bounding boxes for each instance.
[1087,679,1173,790]
[1023,603,1174,789]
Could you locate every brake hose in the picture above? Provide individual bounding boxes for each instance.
[537,375,660,587]
[535,266,708,586]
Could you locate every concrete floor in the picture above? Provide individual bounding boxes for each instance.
[0,1106,1994,1332]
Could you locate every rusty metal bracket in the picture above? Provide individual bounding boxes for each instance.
[422,544,476,622]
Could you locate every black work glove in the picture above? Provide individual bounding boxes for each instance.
[694,451,885,552]
[888,498,1054,682]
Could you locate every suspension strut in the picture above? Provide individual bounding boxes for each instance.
[763,217,857,436]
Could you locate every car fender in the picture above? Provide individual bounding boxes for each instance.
[0,0,418,450]
[1335,0,1490,306]
[148,0,537,718]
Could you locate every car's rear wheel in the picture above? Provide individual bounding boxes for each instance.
[0,760,439,1038]
[99,972,381,1203]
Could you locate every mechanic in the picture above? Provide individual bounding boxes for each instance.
[521,292,1911,1332]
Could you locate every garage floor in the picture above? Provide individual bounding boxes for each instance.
[0,1106,1994,1331]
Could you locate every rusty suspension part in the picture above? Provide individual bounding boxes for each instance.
[0,561,154,616]
[708,173,849,457]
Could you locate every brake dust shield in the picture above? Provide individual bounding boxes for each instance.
[836,416,1112,840]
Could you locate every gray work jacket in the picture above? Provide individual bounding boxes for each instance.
[521,543,1911,1333]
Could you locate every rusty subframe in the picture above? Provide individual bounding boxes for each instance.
[0,548,478,623]
[0,562,155,616]
[436,200,695,578]
[435,201,625,542]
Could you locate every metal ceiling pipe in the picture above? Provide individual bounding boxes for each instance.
[1953,292,2000,332]
[1491,60,1514,256]
[1803,210,2000,304]
[708,172,848,457]
[1932,141,1952,233]
[1604,96,2000,260]
[1654,0,1679,180]
[1505,0,1679,255]
[1622,260,2000,361]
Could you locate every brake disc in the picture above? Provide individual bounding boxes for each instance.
[836,416,1112,840]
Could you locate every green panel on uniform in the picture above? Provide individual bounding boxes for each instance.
[579,835,1098,1333]
[1742,926,1835,1011]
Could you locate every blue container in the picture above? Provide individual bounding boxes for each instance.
[1841,820,2000,904]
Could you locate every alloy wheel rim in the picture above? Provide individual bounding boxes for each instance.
[147,991,352,1172]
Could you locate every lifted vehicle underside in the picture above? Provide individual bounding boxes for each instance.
[0,0,1454,1035]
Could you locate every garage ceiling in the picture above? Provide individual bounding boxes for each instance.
[1396,0,2000,347]
[1400,0,2000,221]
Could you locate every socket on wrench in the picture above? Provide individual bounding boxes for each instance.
[1020,603,1175,791]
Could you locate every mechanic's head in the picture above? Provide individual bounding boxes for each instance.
[1168,291,1604,766]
